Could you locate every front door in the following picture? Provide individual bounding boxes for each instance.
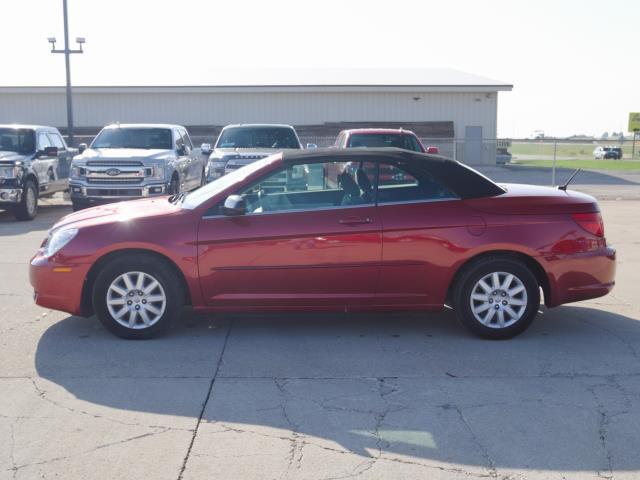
[197,158,381,308]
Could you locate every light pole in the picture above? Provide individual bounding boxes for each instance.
[48,0,85,146]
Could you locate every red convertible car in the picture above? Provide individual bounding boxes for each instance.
[30,149,615,339]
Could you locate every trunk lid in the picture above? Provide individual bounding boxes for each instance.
[464,183,599,215]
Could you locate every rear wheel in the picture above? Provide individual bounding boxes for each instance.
[453,257,540,339]
[13,179,38,221]
[92,254,184,339]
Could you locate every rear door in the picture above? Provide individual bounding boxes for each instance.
[197,157,381,308]
[375,158,464,308]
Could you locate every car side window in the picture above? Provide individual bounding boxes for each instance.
[175,130,184,149]
[181,129,193,149]
[407,136,424,152]
[376,161,457,204]
[215,160,376,216]
[37,132,52,151]
[48,133,65,150]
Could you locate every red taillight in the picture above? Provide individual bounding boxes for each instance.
[571,212,604,237]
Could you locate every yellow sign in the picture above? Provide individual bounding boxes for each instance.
[630,112,640,132]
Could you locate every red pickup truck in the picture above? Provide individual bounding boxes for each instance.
[329,128,440,186]
[333,128,439,154]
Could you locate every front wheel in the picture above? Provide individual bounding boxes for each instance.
[92,255,184,339]
[453,257,540,339]
[13,179,38,221]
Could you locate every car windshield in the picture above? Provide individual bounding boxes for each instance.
[181,155,278,210]
[0,128,36,154]
[216,127,300,149]
[91,128,173,149]
[348,133,422,152]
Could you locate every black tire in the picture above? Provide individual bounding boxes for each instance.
[92,254,185,339]
[13,179,38,221]
[71,200,85,212]
[452,256,540,339]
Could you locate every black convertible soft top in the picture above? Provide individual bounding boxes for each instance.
[282,148,505,200]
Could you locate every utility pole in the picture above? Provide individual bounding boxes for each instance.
[48,0,85,146]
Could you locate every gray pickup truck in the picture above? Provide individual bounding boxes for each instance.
[204,124,311,192]
[69,123,206,210]
[0,125,76,220]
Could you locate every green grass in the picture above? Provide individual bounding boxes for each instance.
[511,142,638,159]
[512,159,640,171]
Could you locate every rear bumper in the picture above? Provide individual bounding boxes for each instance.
[544,246,616,307]
[29,252,90,316]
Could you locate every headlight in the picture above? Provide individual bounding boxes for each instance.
[70,165,85,178]
[44,228,78,257]
[0,166,19,178]
[208,159,227,179]
[148,164,165,180]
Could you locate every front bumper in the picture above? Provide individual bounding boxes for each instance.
[544,246,616,307]
[0,187,22,204]
[30,252,91,316]
[69,182,168,206]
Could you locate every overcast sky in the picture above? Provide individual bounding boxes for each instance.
[2,0,638,138]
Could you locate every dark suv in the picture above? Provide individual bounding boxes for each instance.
[0,125,75,220]
[604,147,623,160]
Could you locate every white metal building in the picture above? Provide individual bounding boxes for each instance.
[0,69,511,164]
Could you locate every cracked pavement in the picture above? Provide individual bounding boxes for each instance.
[1,196,640,479]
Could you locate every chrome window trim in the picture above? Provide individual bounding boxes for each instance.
[201,196,460,220]
[202,202,374,220]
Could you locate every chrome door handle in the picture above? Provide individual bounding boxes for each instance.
[339,217,373,225]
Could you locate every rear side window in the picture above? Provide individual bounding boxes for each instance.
[376,161,457,204]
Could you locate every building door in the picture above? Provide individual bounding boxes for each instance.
[463,126,483,164]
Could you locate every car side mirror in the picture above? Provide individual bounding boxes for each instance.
[306,143,318,149]
[221,195,246,216]
[201,143,212,155]
[78,143,87,154]
[426,146,440,155]
[42,146,58,157]
[176,144,187,156]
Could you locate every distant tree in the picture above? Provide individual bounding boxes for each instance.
[601,132,609,139]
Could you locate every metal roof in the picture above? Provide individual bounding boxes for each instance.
[0,68,512,93]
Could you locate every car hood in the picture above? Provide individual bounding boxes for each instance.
[0,151,30,163]
[51,197,182,231]
[77,148,174,162]
[464,183,599,215]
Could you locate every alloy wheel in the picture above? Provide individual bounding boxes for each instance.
[469,271,528,329]
[106,271,167,329]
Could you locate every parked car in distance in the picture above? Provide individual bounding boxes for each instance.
[496,147,512,165]
[0,124,76,220]
[205,124,303,182]
[30,148,615,340]
[593,145,623,160]
[69,124,205,211]
[334,128,440,154]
